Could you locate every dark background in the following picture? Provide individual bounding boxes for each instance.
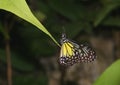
[0,0,120,85]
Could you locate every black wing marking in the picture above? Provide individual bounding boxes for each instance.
[77,44,97,63]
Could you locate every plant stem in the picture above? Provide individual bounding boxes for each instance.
[5,39,12,85]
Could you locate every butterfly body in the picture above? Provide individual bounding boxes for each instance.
[59,33,96,66]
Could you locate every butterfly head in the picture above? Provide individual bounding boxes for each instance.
[60,33,68,44]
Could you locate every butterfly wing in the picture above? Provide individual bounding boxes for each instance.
[59,41,82,66]
[77,44,96,63]
[59,37,96,66]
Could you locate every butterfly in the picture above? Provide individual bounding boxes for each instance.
[59,33,97,66]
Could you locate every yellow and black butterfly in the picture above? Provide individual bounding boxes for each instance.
[59,33,96,66]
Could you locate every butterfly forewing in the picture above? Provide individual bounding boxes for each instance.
[60,42,77,66]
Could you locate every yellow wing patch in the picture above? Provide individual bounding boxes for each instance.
[60,42,74,58]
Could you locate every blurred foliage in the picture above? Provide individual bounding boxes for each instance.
[13,73,48,85]
[0,0,120,85]
[0,49,35,71]
[93,60,120,85]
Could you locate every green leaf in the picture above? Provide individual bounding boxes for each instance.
[93,60,120,85]
[0,0,60,47]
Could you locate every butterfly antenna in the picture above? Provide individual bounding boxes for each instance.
[61,27,67,39]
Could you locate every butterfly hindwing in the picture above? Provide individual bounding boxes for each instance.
[78,44,96,63]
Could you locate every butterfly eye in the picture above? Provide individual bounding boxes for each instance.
[62,33,66,39]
